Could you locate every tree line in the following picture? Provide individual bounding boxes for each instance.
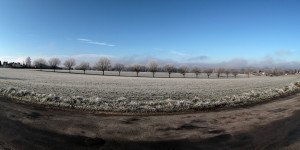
[27,56,296,78]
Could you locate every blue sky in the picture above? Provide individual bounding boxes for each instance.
[0,0,300,67]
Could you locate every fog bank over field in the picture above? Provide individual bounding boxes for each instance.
[114,56,300,69]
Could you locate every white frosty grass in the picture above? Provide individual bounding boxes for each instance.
[1,82,300,112]
[0,69,300,112]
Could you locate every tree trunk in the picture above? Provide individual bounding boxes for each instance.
[196,74,198,78]
[84,70,86,74]
[136,72,139,77]
[69,69,71,73]
[102,70,105,75]
[152,72,155,78]
[169,73,171,78]
[119,71,121,76]
[208,75,210,78]
[54,67,56,72]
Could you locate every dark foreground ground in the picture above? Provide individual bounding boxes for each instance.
[1,94,300,150]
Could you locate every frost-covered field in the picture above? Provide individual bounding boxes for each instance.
[0,68,300,112]
[37,69,251,78]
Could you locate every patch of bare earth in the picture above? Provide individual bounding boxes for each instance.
[0,93,300,150]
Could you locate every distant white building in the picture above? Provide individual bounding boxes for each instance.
[4,62,23,68]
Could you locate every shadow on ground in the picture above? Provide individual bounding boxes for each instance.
[1,96,300,150]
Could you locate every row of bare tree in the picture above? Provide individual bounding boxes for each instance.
[32,57,292,78]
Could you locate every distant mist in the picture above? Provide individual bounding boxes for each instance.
[112,56,300,69]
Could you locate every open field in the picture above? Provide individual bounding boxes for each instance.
[38,69,251,78]
[1,94,300,150]
[0,68,300,112]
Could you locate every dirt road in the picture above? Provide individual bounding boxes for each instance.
[1,94,300,150]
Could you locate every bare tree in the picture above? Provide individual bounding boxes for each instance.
[64,58,76,73]
[265,69,273,76]
[76,61,90,74]
[245,68,253,78]
[25,57,31,68]
[114,63,125,76]
[231,69,239,78]
[205,68,214,78]
[224,69,231,78]
[33,58,47,71]
[216,68,225,78]
[178,65,189,78]
[272,68,284,76]
[131,63,142,77]
[286,69,296,75]
[255,69,260,76]
[48,58,61,72]
[164,64,176,78]
[148,60,159,78]
[95,57,111,75]
[191,66,201,78]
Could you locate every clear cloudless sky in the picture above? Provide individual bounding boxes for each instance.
[0,0,300,64]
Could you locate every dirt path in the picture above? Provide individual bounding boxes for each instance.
[1,94,300,150]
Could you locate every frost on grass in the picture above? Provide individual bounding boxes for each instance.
[1,82,300,112]
[1,69,300,112]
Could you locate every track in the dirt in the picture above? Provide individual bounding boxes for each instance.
[1,95,300,150]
